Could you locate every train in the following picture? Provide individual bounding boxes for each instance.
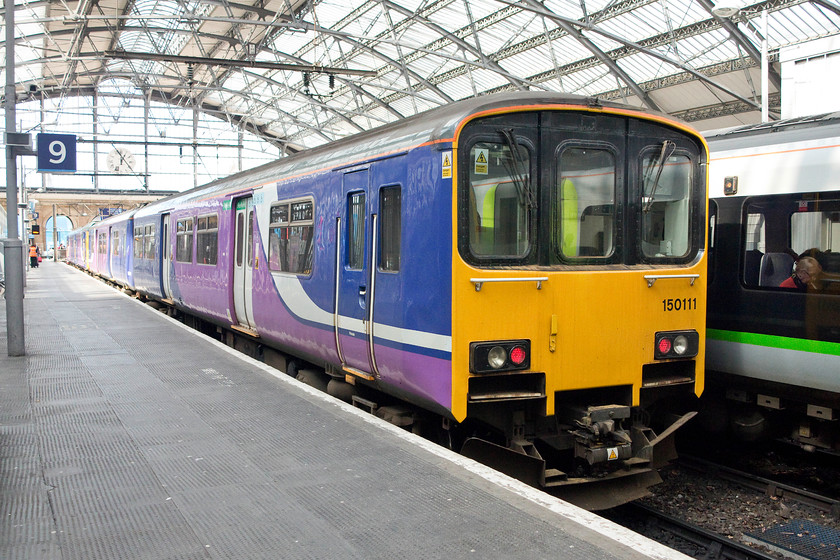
[67,91,709,510]
[703,112,840,454]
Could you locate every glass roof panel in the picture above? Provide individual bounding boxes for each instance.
[2,0,838,183]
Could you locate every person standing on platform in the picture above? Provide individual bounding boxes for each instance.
[29,243,39,268]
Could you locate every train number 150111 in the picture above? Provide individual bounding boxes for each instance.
[662,298,697,311]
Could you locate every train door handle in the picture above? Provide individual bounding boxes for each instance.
[358,285,367,309]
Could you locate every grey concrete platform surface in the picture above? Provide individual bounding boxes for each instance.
[0,261,690,560]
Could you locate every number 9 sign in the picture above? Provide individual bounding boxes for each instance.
[37,133,76,173]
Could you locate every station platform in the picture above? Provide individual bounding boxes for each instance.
[1,261,689,560]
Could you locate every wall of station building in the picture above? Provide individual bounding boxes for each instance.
[781,35,840,119]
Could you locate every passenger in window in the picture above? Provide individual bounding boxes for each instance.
[780,255,822,291]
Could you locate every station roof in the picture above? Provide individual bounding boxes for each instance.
[3,0,840,152]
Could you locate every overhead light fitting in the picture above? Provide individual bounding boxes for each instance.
[711,1,742,17]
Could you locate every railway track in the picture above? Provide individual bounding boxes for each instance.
[603,452,840,559]
[678,455,840,519]
[609,502,782,560]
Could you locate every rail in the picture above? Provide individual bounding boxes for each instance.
[615,502,782,560]
[679,455,840,518]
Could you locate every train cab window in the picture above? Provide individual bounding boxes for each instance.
[268,199,314,275]
[555,146,615,259]
[466,139,532,258]
[379,186,401,272]
[134,226,143,259]
[196,214,218,266]
[348,193,366,269]
[144,224,156,260]
[176,218,194,263]
[640,147,692,259]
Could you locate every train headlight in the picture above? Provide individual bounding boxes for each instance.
[673,335,689,355]
[470,340,530,373]
[487,346,507,369]
[654,330,699,360]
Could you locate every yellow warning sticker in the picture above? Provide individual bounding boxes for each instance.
[474,148,488,175]
[607,447,619,461]
[442,151,452,179]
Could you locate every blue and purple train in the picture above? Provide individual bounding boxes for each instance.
[68,92,709,509]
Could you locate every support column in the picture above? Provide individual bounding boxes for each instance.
[4,0,26,356]
[144,91,150,191]
[52,204,57,260]
[92,90,99,192]
[193,104,199,189]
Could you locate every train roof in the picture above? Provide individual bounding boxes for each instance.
[131,91,693,216]
[705,112,840,152]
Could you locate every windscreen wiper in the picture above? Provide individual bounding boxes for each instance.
[642,140,676,213]
[500,128,537,209]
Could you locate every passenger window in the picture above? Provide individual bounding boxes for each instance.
[556,146,615,259]
[790,196,840,291]
[196,214,218,265]
[640,148,692,259]
[112,231,120,256]
[144,225,156,260]
[134,226,143,259]
[467,139,532,258]
[268,199,314,274]
[742,210,769,288]
[379,186,401,272]
[176,218,194,263]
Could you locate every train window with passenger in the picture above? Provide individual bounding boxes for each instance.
[144,225,155,260]
[176,218,194,263]
[555,146,616,259]
[743,193,840,290]
[466,138,533,259]
[134,226,143,259]
[379,186,401,272]
[639,145,693,259]
[196,214,218,266]
[112,231,120,256]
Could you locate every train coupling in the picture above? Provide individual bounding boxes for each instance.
[567,404,634,465]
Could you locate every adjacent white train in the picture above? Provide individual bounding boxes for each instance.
[704,112,840,453]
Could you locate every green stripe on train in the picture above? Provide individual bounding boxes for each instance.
[707,329,840,356]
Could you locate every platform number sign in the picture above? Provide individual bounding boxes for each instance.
[37,133,77,173]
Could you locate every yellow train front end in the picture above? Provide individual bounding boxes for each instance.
[448,99,707,510]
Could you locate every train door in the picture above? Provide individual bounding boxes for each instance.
[335,169,375,377]
[161,213,172,300]
[232,197,256,330]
